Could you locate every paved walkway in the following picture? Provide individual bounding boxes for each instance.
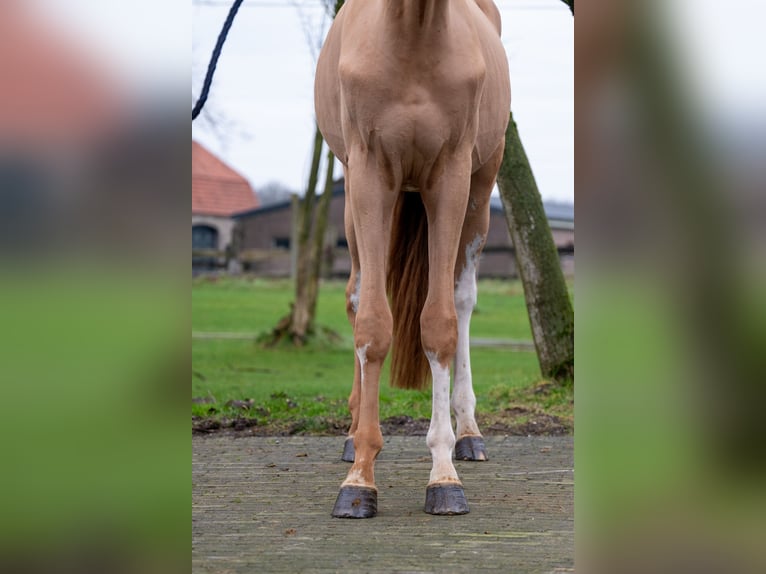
[193,435,573,573]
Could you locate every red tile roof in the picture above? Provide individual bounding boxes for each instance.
[0,3,123,146]
[192,141,259,216]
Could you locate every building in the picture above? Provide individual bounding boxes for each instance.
[192,141,259,259]
[233,180,573,278]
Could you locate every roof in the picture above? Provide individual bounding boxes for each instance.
[0,3,123,147]
[192,141,259,216]
[233,180,344,219]
[490,196,574,225]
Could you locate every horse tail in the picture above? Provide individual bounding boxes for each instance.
[387,191,431,390]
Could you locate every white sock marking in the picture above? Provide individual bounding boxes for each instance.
[356,343,370,389]
[452,234,483,439]
[425,352,460,485]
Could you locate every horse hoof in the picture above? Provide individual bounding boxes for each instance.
[341,437,355,462]
[455,436,488,461]
[424,483,470,515]
[332,486,377,518]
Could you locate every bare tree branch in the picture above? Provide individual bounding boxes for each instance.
[290,0,332,65]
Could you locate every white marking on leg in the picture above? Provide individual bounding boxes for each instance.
[425,352,460,485]
[452,234,483,439]
[342,343,374,489]
[342,467,375,488]
[355,343,370,389]
[350,271,361,314]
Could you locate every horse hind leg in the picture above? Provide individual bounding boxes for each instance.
[341,281,360,462]
[452,220,488,461]
[341,176,360,463]
[452,145,504,462]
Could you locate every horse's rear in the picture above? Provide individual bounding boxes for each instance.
[315,0,510,518]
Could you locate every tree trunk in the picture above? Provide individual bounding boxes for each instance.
[268,3,345,347]
[289,193,300,280]
[268,126,324,346]
[306,149,336,328]
[496,112,574,382]
[290,126,324,342]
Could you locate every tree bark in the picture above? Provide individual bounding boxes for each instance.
[306,149,336,328]
[290,126,324,342]
[496,112,574,382]
[268,126,324,345]
[267,2,344,346]
[289,193,300,280]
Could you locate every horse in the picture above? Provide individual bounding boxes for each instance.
[314,0,510,518]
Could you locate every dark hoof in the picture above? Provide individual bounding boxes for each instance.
[424,483,469,515]
[341,437,355,462]
[455,436,488,461]
[332,485,377,518]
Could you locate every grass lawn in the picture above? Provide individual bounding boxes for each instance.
[192,276,572,434]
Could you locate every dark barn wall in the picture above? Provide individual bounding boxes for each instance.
[240,207,293,250]
[236,204,294,276]
[234,188,573,279]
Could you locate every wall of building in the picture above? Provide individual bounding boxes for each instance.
[192,214,235,251]
[234,192,574,279]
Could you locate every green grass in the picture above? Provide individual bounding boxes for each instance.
[192,276,571,432]
[192,277,535,341]
[0,269,188,560]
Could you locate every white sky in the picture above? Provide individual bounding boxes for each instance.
[192,0,574,202]
[39,0,189,90]
[663,0,766,122]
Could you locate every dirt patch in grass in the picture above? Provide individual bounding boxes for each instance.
[192,378,573,437]
[480,406,572,436]
[192,405,571,437]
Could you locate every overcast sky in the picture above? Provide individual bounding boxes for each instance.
[192,0,574,202]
